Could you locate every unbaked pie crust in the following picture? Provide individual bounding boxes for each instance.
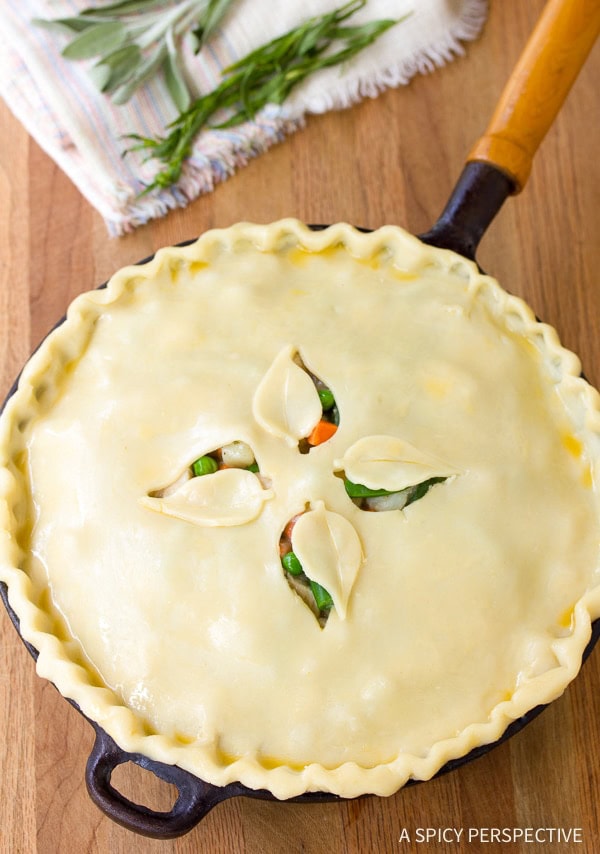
[1,220,600,799]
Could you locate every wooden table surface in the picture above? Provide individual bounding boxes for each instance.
[1,2,599,851]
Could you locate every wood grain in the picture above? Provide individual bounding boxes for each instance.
[1,2,599,851]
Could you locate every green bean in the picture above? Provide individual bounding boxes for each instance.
[310,580,333,611]
[405,477,447,506]
[344,478,393,498]
[282,551,304,576]
[191,455,218,476]
[344,476,448,501]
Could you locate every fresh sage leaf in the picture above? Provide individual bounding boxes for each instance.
[164,27,191,112]
[32,16,101,34]
[111,47,166,104]
[98,44,143,93]
[88,62,112,91]
[36,0,238,110]
[132,0,402,192]
[81,0,165,15]
[62,21,127,60]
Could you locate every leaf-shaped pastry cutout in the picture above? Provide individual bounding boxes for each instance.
[291,502,362,620]
[334,435,458,493]
[141,469,273,527]
[253,347,322,446]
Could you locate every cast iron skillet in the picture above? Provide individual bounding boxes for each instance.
[2,0,600,840]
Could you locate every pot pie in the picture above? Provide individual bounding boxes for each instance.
[1,219,600,800]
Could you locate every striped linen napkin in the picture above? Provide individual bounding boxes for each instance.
[0,0,488,236]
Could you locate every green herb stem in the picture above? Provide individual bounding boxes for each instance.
[128,0,403,192]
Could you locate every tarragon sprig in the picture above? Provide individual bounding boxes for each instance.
[34,0,237,110]
[128,0,402,192]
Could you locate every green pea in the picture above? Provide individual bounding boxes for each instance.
[282,551,304,576]
[310,580,333,611]
[246,462,260,473]
[191,455,218,477]
[318,388,335,411]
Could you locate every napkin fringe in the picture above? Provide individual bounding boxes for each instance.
[300,0,489,113]
[110,111,305,235]
[107,0,488,236]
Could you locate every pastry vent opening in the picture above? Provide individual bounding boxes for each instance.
[293,354,339,455]
[335,470,449,512]
[251,346,338,451]
[279,506,332,628]
[149,440,263,498]
[141,440,272,528]
[278,502,362,628]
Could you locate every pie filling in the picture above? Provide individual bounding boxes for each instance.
[1,220,599,800]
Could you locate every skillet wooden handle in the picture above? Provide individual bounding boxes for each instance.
[467,0,600,192]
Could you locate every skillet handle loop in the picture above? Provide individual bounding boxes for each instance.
[85,727,228,839]
[468,0,600,192]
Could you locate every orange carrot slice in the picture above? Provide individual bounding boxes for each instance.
[307,420,338,446]
[284,513,302,540]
